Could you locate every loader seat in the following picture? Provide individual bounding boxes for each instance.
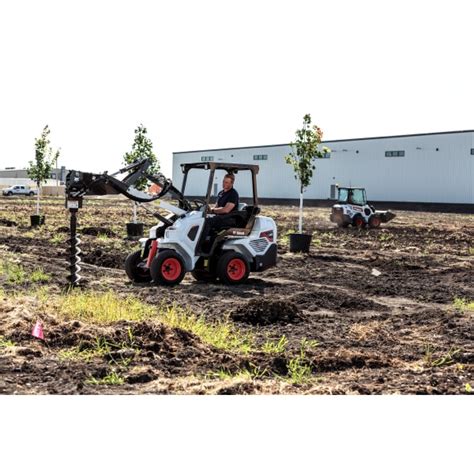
[230,205,260,229]
[221,205,260,237]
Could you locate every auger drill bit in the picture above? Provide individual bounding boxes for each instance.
[67,207,82,287]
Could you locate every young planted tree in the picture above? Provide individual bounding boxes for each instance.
[123,124,160,224]
[27,125,59,217]
[285,114,329,234]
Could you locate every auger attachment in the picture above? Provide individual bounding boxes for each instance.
[63,158,192,286]
[66,198,83,288]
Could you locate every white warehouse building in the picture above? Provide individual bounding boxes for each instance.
[172,130,474,207]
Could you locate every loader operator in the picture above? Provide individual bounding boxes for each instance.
[199,173,239,251]
[209,174,239,215]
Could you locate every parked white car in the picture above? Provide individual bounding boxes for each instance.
[2,185,38,196]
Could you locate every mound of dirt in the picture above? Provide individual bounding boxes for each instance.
[291,289,385,312]
[82,248,125,268]
[0,218,17,227]
[55,226,70,233]
[230,298,302,325]
[309,348,391,372]
[81,226,117,237]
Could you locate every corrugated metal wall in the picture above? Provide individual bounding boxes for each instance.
[172,131,474,204]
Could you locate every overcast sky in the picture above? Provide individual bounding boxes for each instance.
[0,0,472,177]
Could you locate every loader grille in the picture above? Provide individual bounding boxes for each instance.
[249,238,269,253]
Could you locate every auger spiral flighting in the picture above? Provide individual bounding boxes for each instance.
[66,207,81,287]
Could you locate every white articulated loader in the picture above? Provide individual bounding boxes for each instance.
[128,162,278,285]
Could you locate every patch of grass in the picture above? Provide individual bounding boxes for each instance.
[262,335,288,354]
[287,357,312,384]
[30,268,51,283]
[0,336,15,348]
[287,338,318,384]
[86,370,124,386]
[57,290,155,324]
[211,363,268,381]
[0,260,50,285]
[161,304,255,354]
[378,232,393,242]
[424,345,460,367]
[468,248,474,256]
[453,298,474,312]
[0,261,27,284]
[49,234,63,245]
[465,383,472,393]
[431,348,461,367]
[96,233,111,242]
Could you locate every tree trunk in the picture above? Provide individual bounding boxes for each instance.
[133,202,137,224]
[298,189,304,233]
[36,186,40,215]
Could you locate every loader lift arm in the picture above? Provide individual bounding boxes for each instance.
[66,158,192,210]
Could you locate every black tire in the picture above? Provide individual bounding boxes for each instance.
[352,214,366,229]
[150,249,186,286]
[368,215,382,229]
[125,250,152,283]
[217,251,250,285]
[29,191,35,197]
[7,191,12,196]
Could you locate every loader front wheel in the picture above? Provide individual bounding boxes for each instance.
[151,250,186,286]
[352,214,366,229]
[125,250,152,283]
[217,251,250,285]
[368,215,382,228]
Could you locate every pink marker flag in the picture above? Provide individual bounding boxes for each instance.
[31,321,44,340]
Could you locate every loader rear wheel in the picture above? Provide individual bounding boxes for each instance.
[150,250,186,286]
[352,214,366,229]
[369,215,382,228]
[217,251,250,285]
[125,250,152,283]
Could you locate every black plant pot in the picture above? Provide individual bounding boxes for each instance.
[30,215,45,227]
[126,222,144,239]
[289,233,312,253]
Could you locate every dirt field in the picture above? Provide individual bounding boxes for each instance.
[0,196,472,394]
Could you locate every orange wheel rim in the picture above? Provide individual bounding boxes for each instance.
[161,258,181,281]
[227,258,246,280]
